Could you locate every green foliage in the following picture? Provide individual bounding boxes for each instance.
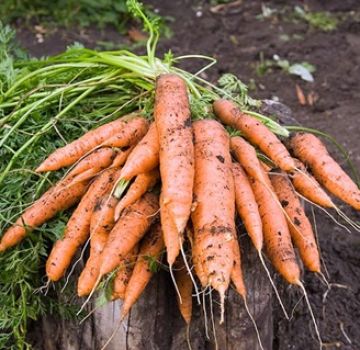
[256,52,316,82]
[0,0,170,35]
[294,6,339,32]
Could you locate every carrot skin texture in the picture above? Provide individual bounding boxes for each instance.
[36,115,145,172]
[289,133,360,210]
[174,257,193,324]
[114,169,159,220]
[0,177,89,252]
[112,246,139,300]
[231,238,247,298]
[250,167,300,284]
[101,117,148,148]
[155,74,194,236]
[290,158,334,208]
[77,194,118,297]
[122,223,164,317]
[192,119,235,297]
[270,172,321,273]
[67,147,116,178]
[99,192,159,276]
[214,99,295,172]
[232,162,263,251]
[231,136,268,184]
[160,192,182,266]
[110,146,134,168]
[120,123,159,180]
[46,168,120,281]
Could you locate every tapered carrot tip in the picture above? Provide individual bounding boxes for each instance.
[35,164,46,172]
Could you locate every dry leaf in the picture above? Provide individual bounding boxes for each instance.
[295,84,306,105]
[128,28,148,42]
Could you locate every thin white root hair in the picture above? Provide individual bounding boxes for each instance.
[169,264,182,304]
[186,324,192,350]
[289,294,304,321]
[259,252,289,320]
[243,297,264,350]
[209,289,218,350]
[298,281,323,350]
[339,322,352,345]
[100,315,126,350]
[299,194,351,233]
[179,240,201,305]
[77,274,102,316]
[202,286,210,339]
[310,206,330,279]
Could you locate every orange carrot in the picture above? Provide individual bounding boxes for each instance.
[36,115,146,172]
[270,172,321,272]
[114,169,159,221]
[110,146,134,168]
[160,192,182,267]
[214,99,295,172]
[77,194,118,297]
[155,74,194,243]
[67,147,116,178]
[290,158,333,208]
[122,222,164,317]
[231,238,246,298]
[289,133,360,210]
[192,119,235,306]
[119,122,159,181]
[230,136,269,185]
[174,256,193,324]
[232,162,263,252]
[111,246,139,300]
[0,177,89,252]
[46,168,120,281]
[101,117,148,148]
[187,226,207,287]
[249,167,300,284]
[99,192,159,277]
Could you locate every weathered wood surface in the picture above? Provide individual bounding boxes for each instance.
[35,235,273,350]
[32,100,299,350]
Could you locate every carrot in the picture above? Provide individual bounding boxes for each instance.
[46,168,120,281]
[67,147,116,178]
[270,172,321,273]
[290,158,333,208]
[232,162,263,252]
[231,238,246,298]
[249,167,300,284]
[155,74,194,241]
[214,99,295,172]
[99,192,159,277]
[111,245,139,300]
[191,119,235,310]
[121,222,164,317]
[101,117,148,148]
[36,115,147,172]
[119,122,159,181]
[230,136,269,185]
[187,226,207,287]
[174,256,193,324]
[110,146,134,168]
[77,194,118,297]
[114,169,159,221]
[289,133,360,210]
[0,176,89,252]
[160,192,182,267]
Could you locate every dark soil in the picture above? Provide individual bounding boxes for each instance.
[13,1,360,349]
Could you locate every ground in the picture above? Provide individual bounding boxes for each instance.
[12,0,360,349]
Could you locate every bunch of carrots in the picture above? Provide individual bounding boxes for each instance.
[1,72,359,346]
